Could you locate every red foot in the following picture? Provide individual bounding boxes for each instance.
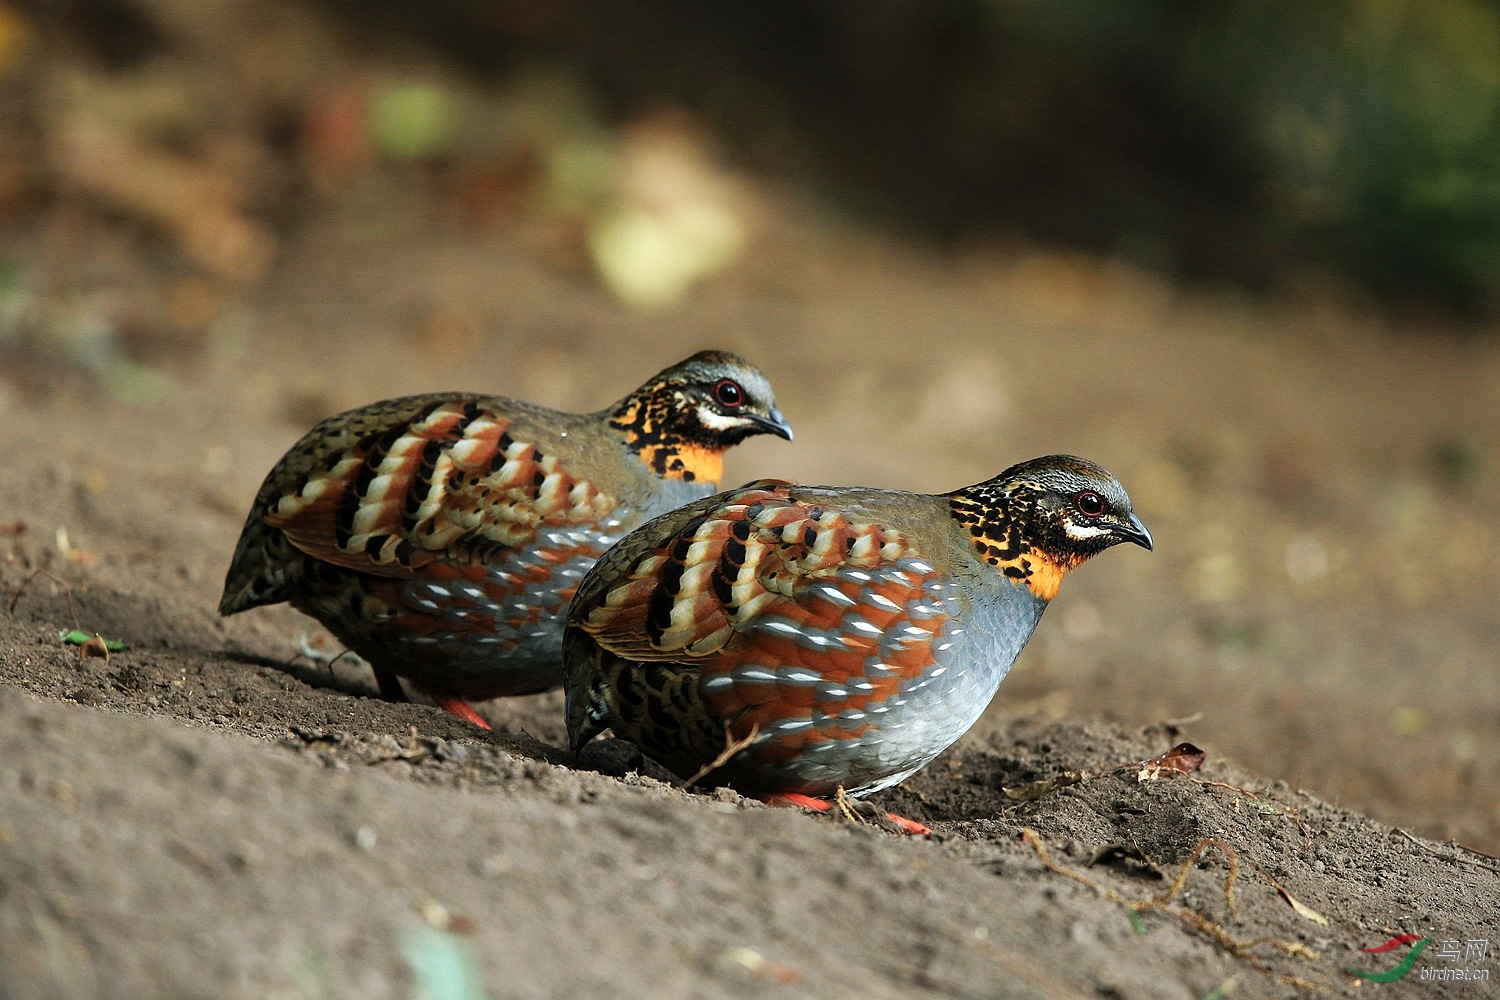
[880,812,934,837]
[763,792,833,813]
[761,792,932,836]
[432,696,491,730]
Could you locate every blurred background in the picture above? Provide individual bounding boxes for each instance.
[1,0,1497,849]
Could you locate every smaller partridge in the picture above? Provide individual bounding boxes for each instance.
[220,351,792,727]
[564,456,1150,828]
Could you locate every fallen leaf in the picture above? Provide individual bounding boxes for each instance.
[1270,882,1328,925]
[721,946,802,985]
[1138,742,1207,781]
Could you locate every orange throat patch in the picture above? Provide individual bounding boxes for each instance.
[998,550,1080,602]
[609,388,726,485]
[949,493,1084,602]
[634,441,725,484]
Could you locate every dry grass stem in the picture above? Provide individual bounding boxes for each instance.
[681,721,760,789]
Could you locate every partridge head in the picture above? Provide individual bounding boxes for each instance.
[563,455,1149,826]
[220,351,791,728]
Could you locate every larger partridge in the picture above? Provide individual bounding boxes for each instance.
[220,351,792,727]
[564,455,1150,824]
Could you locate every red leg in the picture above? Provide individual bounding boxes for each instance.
[763,792,833,814]
[760,792,932,836]
[879,812,933,837]
[431,695,491,730]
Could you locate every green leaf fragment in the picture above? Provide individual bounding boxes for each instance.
[402,925,488,1000]
[59,630,129,651]
[1202,978,1237,1000]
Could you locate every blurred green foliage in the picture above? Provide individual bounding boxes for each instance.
[1180,0,1500,308]
[369,81,464,161]
[329,0,1500,313]
[39,0,1500,314]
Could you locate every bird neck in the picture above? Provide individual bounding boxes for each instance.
[947,486,1083,602]
[606,385,725,485]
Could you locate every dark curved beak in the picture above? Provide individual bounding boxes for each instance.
[750,407,794,442]
[1118,512,1153,551]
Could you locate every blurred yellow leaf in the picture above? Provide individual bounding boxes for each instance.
[1390,706,1429,737]
[589,115,748,310]
[589,201,742,311]
[0,4,26,77]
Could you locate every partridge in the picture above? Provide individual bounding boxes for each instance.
[564,455,1150,828]
[220,351,792,727]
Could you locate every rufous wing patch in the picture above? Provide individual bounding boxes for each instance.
[577,483,940,663]
[571,481,961,783]
[265,399,617,577]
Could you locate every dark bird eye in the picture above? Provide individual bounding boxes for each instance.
[1075,490,1109,517]
[713,379,745,407]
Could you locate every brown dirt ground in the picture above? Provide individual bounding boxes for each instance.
[2,204,1499,998]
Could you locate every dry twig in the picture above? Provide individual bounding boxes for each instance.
[681,722,760,789]
[1395,827,1500,874]
[9,567,79,623]
[1020,828,1326,991]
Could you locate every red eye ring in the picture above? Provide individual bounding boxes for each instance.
[1075,490,1109,517]
[713,379,745,408]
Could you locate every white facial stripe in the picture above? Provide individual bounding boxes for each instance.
[696,405,753,432]
[1063,522,1114,541]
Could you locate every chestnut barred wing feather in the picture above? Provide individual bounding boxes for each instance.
[569,481,962,788]
[222,353,794,718]
[574,482,804,659]
[565,454,1148,797]
[259,397,617,579]
[573,482,949,668]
